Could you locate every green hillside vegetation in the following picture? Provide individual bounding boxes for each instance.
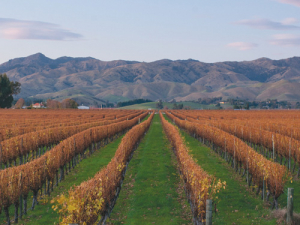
[102,95,131,103]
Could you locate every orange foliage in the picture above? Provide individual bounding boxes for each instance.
[0,111,148,215]
[166,111,289,200]
[53,113,154,224]
[0,111,145,165]
[160,112,225,222]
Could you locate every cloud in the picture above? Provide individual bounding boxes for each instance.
[227,42,258,50]
[235,18,300,30]
[270,34,300,46]
[276,0,300,7]
[0,18,82,40]
[281,18,298,25]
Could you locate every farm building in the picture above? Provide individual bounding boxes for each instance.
[32,103,44,108]
[78,105,90,109]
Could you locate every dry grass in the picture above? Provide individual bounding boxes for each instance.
[272,209,300,225]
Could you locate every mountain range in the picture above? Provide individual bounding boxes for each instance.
[2,53,300,105]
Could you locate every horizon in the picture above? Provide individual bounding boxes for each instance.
[1,0,300,64]
[1,52,300,65]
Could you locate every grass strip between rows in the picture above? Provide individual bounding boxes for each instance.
[163,114,277,225]
[108,114,192,225]
[52,113,153,224]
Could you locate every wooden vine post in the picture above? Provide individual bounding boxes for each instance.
[20,138,23,165]
[262,176,265,201]
[0,143,2,170]
[20,173,23,220]
[247,149,249,186]
[259,125,262,153]
[233,138,236,170]
[272,134,275,161]
[289,138,291,171]
[242,128,243,140]
[206,199,212,225]
[250,131,252,148]
[224,138,227,161]
[287,188,294,225]
[73,138,76,167]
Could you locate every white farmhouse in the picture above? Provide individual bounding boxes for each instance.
[78,105,90,109]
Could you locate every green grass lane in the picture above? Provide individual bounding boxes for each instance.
[108,114,192,225]
[164,115,277,225]
[0,133,126,225]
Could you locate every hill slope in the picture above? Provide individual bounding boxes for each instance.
[2,53,300,103]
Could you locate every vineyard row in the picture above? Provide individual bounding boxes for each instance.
[0,111,145,168]
[53,113,154,224]
[0,112,148,224]
[0,110,141,141]
[166,111,289,209]
[160,112,225,224]
[175,110,300,175]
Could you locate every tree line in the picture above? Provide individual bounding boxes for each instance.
[1,73,78,109]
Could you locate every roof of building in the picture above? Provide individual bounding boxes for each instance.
[78,106,90,109]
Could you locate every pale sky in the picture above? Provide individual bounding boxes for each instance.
[0,0,300,64]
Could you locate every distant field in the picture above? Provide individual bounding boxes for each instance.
[102,94,131,103]
[119,101,218,109]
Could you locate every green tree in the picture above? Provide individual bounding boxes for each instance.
[0,74,21,108]
[62,98,78,109]
[156,100,163,109]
